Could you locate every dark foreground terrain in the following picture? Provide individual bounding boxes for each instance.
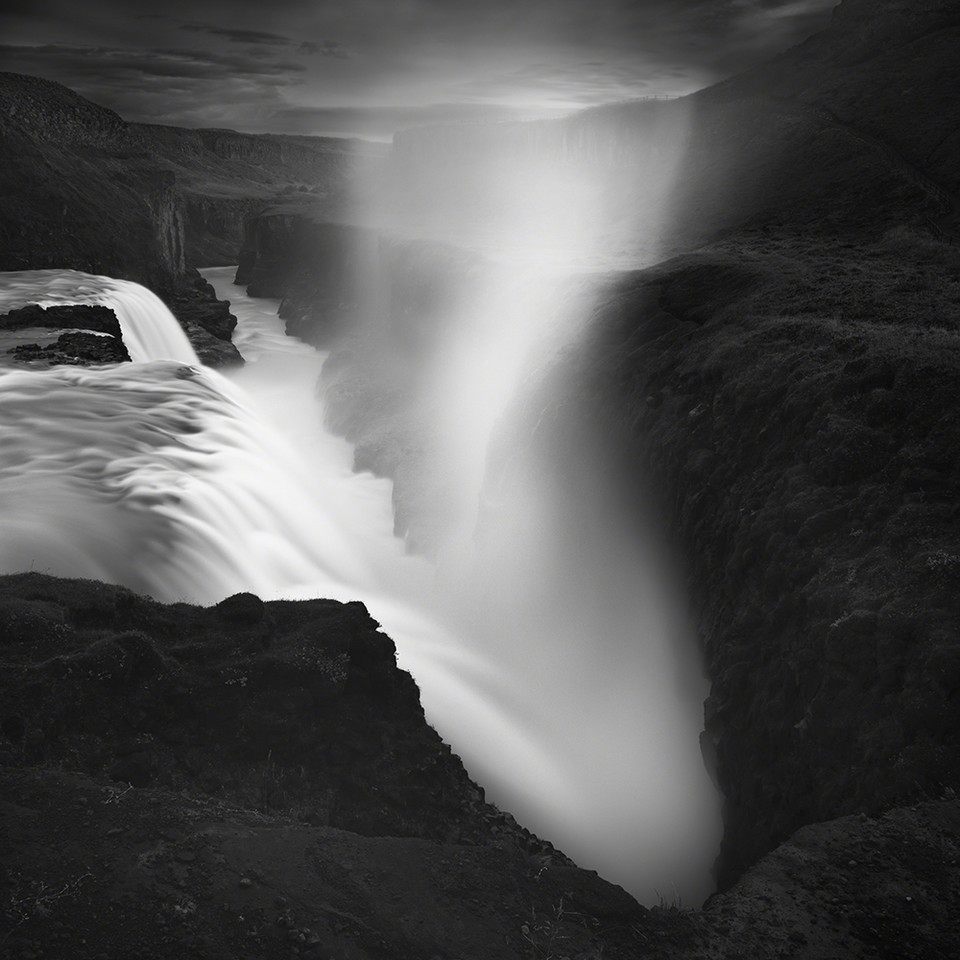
[2,572,959,959]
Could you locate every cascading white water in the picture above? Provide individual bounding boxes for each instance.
[0,265,720,905]
[0,269,197,363]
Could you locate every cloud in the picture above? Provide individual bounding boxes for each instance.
[268,102,570,140]
[450,60,707,107]
[179,23,297,46]
[0,0,839,137]
[298,40,348,58]
[176,22,347,57]
[0,43,308,130]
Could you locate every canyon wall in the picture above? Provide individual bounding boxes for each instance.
[230,0,960,893]
[0,70,376,362]
[508,236,960,886]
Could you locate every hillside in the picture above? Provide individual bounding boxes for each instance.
[0,70,377,274]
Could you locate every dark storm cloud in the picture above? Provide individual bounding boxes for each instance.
[180,24,298,46]
[0,44,305,83]
[270,101,569,140]
[0,42,308,129]
[178,21,348,57]
[298,41,348,59]
[1,0,839,137]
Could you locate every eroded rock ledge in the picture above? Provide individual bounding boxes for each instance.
[2,572,958,958]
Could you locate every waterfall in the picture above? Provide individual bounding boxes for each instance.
[0,265,721,905]
[0,268,197,363]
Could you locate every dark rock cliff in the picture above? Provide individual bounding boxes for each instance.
[132,121,380,267]
[235,211,480,354]
[510,233,960,887]
[235,0,960,904]
[182,194,268,268]
[0,73,242,365]
[3,574,959,958]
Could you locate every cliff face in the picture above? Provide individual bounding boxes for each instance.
[235,211,479,353]
[237,0,960,899]
[182,194,267,268]
[3,575,959,959]
[131,121,382,268]
[387,0,960,258]
[506,233,960,886]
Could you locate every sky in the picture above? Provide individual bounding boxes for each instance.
[0,0,838,140]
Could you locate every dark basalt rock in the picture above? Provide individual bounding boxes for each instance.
[0,303,122,338]
[0,303,130,365]
[10,330,130,365]
[0,572,547,850]
[1,572,958,959]
[166,268,244,368]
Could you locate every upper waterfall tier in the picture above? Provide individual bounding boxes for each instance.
[0,269,198,364]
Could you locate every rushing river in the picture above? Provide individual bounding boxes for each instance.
[0,265,720,904]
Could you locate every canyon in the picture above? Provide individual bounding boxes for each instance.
[2,0,960,956]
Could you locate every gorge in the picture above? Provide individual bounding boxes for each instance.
[3,0,960,957]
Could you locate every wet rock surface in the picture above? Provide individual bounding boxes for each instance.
[0,303,122,338]
[0,304,129,366]
[166,270,243,368]
[9,330,130,365]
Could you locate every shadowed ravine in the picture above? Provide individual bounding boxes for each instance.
[0,265,720,903]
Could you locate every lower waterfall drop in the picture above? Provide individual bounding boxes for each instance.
[0,266,721,905]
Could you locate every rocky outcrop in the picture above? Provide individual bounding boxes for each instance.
[0,303,129,365]
[0,573,521,845]
[166,270,243,367]
[0,303,122,338]
[235,211,479,352]
[9,330,130,365]
[0,572,650,959]
[2,572,959,958]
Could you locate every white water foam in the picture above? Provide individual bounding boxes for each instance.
[0,266,721,904]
